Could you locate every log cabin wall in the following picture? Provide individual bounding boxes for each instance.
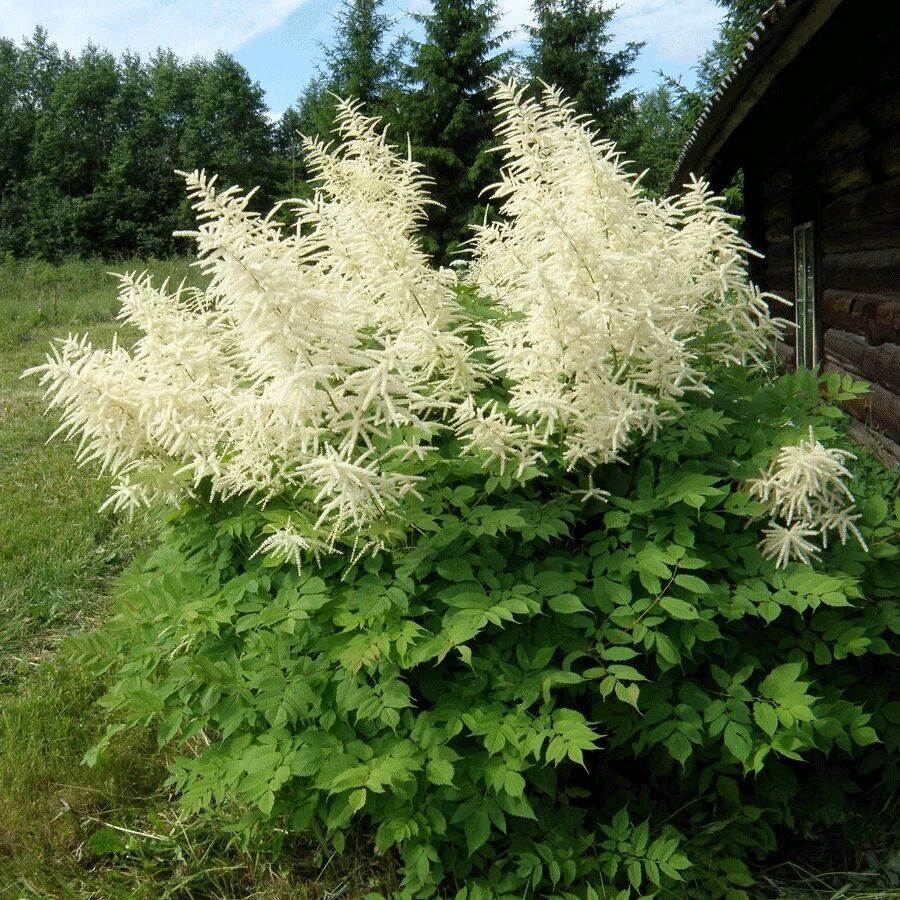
[727,0,900,449]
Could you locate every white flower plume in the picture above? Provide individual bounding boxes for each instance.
[28,86,787,561]
[28,99,478,549]
[468,81,783,468]
[749,427,867,568]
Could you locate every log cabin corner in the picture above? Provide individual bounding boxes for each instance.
[671,0,900,466]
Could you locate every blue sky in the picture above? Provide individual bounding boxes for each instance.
[0,0,724,116]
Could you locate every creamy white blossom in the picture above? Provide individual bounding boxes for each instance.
[468,82,784,468]
[748,427,867,568]
[252,520,329,573]
[28,86,787,560]
[28,99,477,549]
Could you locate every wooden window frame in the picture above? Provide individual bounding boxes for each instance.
[793,220,818,368]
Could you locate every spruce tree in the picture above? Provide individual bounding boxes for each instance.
[526,0,641,136]
[291,0,399,145]
[326,0,399,110]
[698,0,771,95]
[277,0,399,199]
[616,81,695,196]
[400,0,511,259]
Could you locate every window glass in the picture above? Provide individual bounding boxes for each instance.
[793,222,816,368]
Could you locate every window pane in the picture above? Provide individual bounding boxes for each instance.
[793,222,816,369]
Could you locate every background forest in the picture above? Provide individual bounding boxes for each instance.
[0,0,766,262]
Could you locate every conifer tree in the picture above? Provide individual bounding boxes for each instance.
[526,0,641,137]
[276,0,399,198]
[326,0,399,110]
[698,0,771,95]
[400,0,511,259]
[293,0,398,143]
[614,82,693,196]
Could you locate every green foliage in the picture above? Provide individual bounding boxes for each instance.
[398,0,512,259]
[526,0,642,138]
[73,359,900,899]
[273,0,402,201]
[697,0,772,97]
[0,257,199,684]
[616,82,695,196]
[0,30,275,260]
[325,0,402,111]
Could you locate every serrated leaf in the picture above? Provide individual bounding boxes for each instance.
[665,731,691,766]
[724,722,752,762]
[760,663,804,701]
[504,770,526,797]
[259,790,275,815]
[548,593,589,614]
[862,495,889,526]
[851,726,879,747]
[349,789,367,812]
[599,645,638,661]
[615,681,641,709]
[465,810,491,854]
[753,703,778,738]
[674,574,709,594]
[426,759,455,786]
[660,597,698,620]
[437,559,476,583]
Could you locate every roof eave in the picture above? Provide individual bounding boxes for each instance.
[669,0,845,193]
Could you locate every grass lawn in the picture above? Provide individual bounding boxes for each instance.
[0,257,895,899]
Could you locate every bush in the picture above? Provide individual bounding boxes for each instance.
[72,364,900,899]
[33,83,900,897]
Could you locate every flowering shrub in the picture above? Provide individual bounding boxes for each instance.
[750,427,867,568]
[36,84,900,898]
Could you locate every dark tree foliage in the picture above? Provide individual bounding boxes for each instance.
[617,81,695,197]
[0,28,69,255]
[399,0,512,260]
[325,0,400,109]
[0,30,275,260]
[698,0,772,96]
[526,0,642,137]
[272,0,401,200]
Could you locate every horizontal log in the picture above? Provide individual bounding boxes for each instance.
[817,149,873,200]
[774,340,795,370]
[823,328,900,393]
[765,263,795,288]
[822,175,900,227]
[764,222,795,245]
[823,360,900,443]
[809,120,873,167]
[759,171,794,203]
[761,200,793,229]
[875,139,900,180]
[865,84,900,134]
[764,245,795,271]
[822,249,900,293]
[761,118,873,176]
[846,419,900,469]
[766,276,795,297]
[821,290,900,345]
[822,218,900,254]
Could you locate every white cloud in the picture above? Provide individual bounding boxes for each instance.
[0,0,311,59]
[494,0,722,68]
[613,0,723,65]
